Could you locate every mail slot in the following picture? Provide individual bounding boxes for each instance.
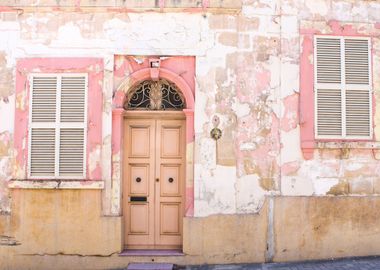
[130,196,147,202]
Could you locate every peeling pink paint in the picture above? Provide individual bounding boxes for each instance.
[300,34,315,160]
[328,20,360,36]
[281,161,300,176]
[14,58,103,180]
[281,93,299,132]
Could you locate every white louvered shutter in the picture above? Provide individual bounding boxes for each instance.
[30,77,57,176]
[59,76,86,176]
[29,74,87,178]
[344,39,371,137]
[315,37,371,139]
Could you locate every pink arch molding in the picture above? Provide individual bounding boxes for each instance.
[113,68,194,110]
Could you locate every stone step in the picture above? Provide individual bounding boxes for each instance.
[127,263,174,270]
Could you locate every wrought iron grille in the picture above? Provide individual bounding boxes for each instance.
[125,79,185,110]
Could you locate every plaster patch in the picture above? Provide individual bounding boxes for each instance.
[280,62,299,98]
[236,174,267,214]
[194,165,236,217]
[194,90,210,133]
[281,175,314,196]
[281,16,298,34]
[88,144,101,179]
[312,177,339,195]
[0,95,15,133]
[280,126,302,164]
[304,0,329,17]
[231,101,250,118]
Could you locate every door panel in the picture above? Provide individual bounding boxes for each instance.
[129,165,149,195]
[129,126,151,157]
[129,203,149,234]
[155,120,184,247]
[124,119,155,248]
[160,203,181,234]
[160,125,182,158]
[124,117,185,249]
[160,165,181,196]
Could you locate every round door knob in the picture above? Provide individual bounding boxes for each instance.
[156,178,159,182]
[168,177,174,183]
[136,177,141,183]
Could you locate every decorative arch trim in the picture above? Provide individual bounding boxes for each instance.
[113,68,194,110]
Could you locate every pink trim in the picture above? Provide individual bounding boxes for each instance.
[300,34,315,159]
[14,57,103,180]
[300,22,377,159]
[113,68,195,110]
[112,108,124,155]
[183,109,194,144]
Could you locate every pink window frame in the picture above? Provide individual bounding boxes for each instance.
[13,58,104,180]
[300,22,376,160]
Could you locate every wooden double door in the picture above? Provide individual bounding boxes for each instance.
[123,112,185,249]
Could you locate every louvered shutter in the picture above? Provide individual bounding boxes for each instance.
[344,39,371,137]
[30,77,57,176]
[29,74,87,178]
[59,76,86,176]
[315,37,371,139]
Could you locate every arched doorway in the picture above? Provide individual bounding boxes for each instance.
[123,79,187,250]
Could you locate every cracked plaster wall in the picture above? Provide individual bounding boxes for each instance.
[0,0,379,218]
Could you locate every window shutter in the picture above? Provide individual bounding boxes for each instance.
[344,39,371,137]
[315,37,371,139]
[30,77,57,176]
[29,74,87,178]
[59,76,86,176]
[60,76,86,122]
[316,89,342,136]
[59,128,84,176]
[315,37,343,136]
[30,128,56,176]
[316,38,341,84]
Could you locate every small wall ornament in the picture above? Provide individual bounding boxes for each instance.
[210,115,222,141]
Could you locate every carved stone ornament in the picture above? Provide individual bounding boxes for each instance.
[124,79,185,110]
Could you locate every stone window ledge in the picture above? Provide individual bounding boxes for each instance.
[316,141,380,149]
[8,180,104,190]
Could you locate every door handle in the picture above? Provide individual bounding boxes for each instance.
[168,177,174,183]
[156,178,159,182]
[136,177,142,183]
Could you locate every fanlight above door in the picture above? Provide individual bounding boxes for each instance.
[124,79,185,110]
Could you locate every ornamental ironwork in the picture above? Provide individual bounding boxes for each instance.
[124,80,185,110]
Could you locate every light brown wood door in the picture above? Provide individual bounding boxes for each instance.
[124,115,185,249]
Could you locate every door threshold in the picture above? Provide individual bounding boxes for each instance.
[119,249,184,257]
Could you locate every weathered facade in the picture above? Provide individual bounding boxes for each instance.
[1,0,380,269]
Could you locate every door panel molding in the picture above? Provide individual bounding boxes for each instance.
[123,116,185,249]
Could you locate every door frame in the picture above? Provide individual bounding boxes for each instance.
[111,66,195,251]
[123,111,186,249]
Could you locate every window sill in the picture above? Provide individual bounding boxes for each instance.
[301,140,380,160]
[315,141,380,149]
[8,180,104,190]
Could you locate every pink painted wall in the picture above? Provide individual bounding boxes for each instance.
[14,58,103,180]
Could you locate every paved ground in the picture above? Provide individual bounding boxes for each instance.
[182,256,380,270]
